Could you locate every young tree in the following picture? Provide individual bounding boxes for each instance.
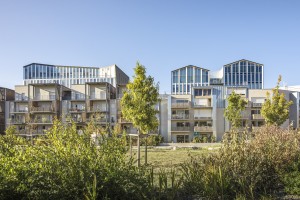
[261,75,293,126]
[224,91,248,129]
[121,62,159,167]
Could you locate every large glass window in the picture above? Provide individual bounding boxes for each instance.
[180,68,186,83]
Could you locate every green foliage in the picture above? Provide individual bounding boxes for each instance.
[140,134,164,146]
[181,126,300,199]
[261,75,293,126]
[0,119,150,200]
[224,91,248,128]
[121,62,159,134]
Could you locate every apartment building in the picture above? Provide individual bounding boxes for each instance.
[0,87,15,134]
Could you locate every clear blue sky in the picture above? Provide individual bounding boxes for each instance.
[1,0,300,93]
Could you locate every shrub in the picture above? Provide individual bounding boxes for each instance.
[180,126,300,199]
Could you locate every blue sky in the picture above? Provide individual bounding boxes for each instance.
[0,0,299,93]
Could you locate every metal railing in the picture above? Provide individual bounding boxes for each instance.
[31,106,54,112]
[9,119,26,124]
[194,126,213,132]
[89,93,107,100]
[171,126,191,132]
[32,95,56,101]
[32,118,53,124]
[194,116,212,120]
[193,103,212,108]
[252,114,264,120]
[86,118,108,123]
[69,107,86,112]
[11,108,28,113]
[118,118,131,123]
[171,102,191,108]
[252,103,263,107]
[87,106,107,112]
[171,114,190,120]
[71,94,86,100]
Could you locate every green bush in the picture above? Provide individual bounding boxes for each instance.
[180,126,300,199]
[0,120,150,200]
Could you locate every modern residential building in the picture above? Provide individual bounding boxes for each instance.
[23,63,129,88]
[0,87,15,134]
[171,65,209,95]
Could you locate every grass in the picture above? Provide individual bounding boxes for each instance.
[130,144,221,168]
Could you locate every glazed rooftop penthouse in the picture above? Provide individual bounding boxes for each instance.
[23,63,129,88]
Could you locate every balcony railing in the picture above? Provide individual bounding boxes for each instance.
[171,126,191,132]
[86,118,108,123]
[89,93,107,100]
[252,114,264,120]
[11,108,28,113]
[15,95,28,101]
[194,126,213,132]
[30,106,54,112]
[252,103,263,107]
[9,119,26,124]
[171,114,190,120]
[71,94,86,100]
[194,116,212,120]
[87,106,107,112]
[32,95,56,101]
[69,108,86,112]
[118,118,131,123]
[171,102,191,108]
[193,104,212,108]
[32,118,53,124]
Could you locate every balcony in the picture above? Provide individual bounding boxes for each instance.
[71,94,86,101]
[9,119,26,125]
[31,118,53,124]
[252,103,263,107]
[194,116,212,120]
[89,93,107,100]
[171,126,191,132]
[69,108,86,113]
[30,106,55,113]
[252,114,264,120]
[171,102,191,109]
[10,108,28,113]
[15,95,28,102]
[193,104,212,108]
[32,95,56,101]
[194,126,213,132]
[118,118,131,123]
[171,114,190,120]
[86,118,108,123]
[87,106,108,113]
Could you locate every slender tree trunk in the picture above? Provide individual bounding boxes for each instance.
[145,135,147,165]
[130,135,132,159]
[137,130,140,167]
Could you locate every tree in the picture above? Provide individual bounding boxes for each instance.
[224,91,248,129]
[121,62,159,167]
[261,75,293,126]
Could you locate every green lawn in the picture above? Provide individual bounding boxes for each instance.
[130,145,220,168]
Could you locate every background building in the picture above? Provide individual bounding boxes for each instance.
[0,87,15,134]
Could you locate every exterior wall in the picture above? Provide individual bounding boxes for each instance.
[159,95,169,142]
